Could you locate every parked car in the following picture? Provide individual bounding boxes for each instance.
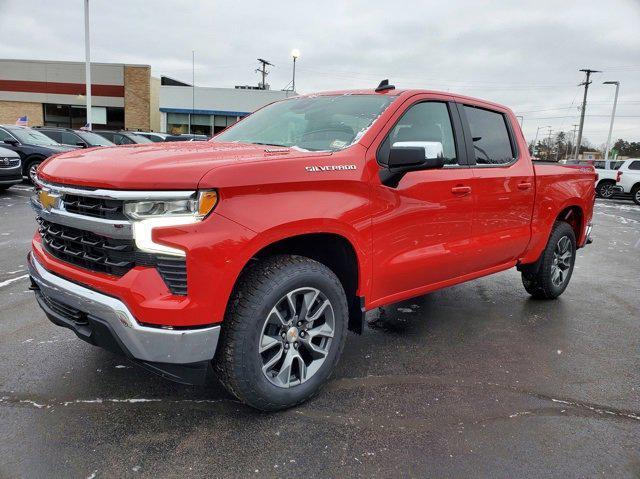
[0,145,22,191]
[165,134,208,142]
[35,127,115,148]
[614,158,640,205]
[132,131,170,142]
[0,125,77,183]
[92,130,153,145]
[594,160,625,198]
[29,85,595,411]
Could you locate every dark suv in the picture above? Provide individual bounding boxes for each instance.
[0,125,77,183]
[93,130,153,145]
[35,127,115,148]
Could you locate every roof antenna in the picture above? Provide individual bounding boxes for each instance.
[375,79,395,92]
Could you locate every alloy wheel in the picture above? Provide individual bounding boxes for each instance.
[259,287,334,388]
[551,236,573,287]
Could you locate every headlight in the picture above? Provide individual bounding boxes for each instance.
[125,190,218,257]
[124,190,218,220]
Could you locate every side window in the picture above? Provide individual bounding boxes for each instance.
[464,106,514,165]
[0,129,11,142]
[594,161,604,169]
[628,161,640,170]
[119,135,134,145]
[42,130,62,143]
[61,132,82,145]
[385,102,458,166]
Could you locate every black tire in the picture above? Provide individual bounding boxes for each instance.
[25,158,43,184]
[0,185,10,191]
[215,254,348,411]
[522,221,576,299]
[632,185,640,206]
[596,180,616,199]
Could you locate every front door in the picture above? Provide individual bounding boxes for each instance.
[370,99,475,305]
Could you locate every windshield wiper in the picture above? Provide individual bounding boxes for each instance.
[252,142,289,148]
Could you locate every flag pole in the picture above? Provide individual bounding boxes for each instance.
[84,0,92,130]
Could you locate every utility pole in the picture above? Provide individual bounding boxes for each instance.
[547,127,553,161]
[84,0,92,130]
[603,81,620,169]
[566,124,579,160]
[256,58,274,90]
[573,68,601,160]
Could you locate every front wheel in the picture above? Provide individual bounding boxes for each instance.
[522,221,576,299]
[25,159,43,184]
[215,255,348,411]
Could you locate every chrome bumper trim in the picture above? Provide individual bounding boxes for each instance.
[28,253,219,364]
[30,194,133,239]
[36,179,196,201]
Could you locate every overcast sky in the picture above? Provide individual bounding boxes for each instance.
[1,0,639,145]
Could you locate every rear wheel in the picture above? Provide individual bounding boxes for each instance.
[596,180,616,199]
[632,185,640,206]
[215,255,348,411]
[522,221,576,299]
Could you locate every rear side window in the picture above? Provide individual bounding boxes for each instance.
[629,161,640,170]
[41,130,62,143]
[61,131,81,145]
[464,106,514,165]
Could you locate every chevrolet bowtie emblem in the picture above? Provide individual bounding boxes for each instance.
[39,189,59,211]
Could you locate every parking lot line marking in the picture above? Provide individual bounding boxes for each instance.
[0,274,28,289]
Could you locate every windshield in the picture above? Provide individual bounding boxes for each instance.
[10,128,60,146]
[214,94,395,151]
[77,130,115,146]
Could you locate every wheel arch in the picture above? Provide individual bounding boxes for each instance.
[22,154,46,176]
[232,230,366,334]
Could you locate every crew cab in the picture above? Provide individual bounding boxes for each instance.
[28,83,596,410]
[613,159,640,205]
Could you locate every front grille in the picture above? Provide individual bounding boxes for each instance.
[62,194,126,220]
[0,157,20,168]
[37,218,187,295]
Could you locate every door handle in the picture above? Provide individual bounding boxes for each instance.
[517,182,532,190]
[451,185,472,195]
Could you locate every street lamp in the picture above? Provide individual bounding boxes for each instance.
[291,49,300,92]
[603,80,620,168]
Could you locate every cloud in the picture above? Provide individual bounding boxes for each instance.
[1,0,638,143]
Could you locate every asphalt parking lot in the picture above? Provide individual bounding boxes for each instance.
[0,185,639,479]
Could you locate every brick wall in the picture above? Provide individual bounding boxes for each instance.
[0,100,44,126]
[124,66,150,131]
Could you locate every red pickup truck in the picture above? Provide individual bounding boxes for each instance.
[29,83,595,410]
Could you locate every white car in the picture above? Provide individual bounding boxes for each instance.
[614,158,640,205]
[594,160,625,199]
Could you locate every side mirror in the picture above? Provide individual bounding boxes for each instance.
[3,139,19,146]
[381,141,445,187]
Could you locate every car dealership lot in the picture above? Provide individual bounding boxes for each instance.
[0,187,639,478]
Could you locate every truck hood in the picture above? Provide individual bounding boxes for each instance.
[38,141,330,190]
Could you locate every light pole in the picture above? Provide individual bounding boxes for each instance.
[603,80,620,169]
[84,0,92,130]
[546,127,553,161]
[291,49,300,92]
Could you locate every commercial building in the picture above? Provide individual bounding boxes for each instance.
[0,59,294,135]
[159,78,294,135]
[0,59,159,131]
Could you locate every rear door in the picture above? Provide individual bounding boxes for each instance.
[457,103,535,270]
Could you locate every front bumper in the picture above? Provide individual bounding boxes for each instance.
[28,252,220,384]
[0,165,22,185]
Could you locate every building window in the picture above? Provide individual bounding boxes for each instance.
[43,104,123,130]
[191,114,212,136]
[167,112,190,135]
